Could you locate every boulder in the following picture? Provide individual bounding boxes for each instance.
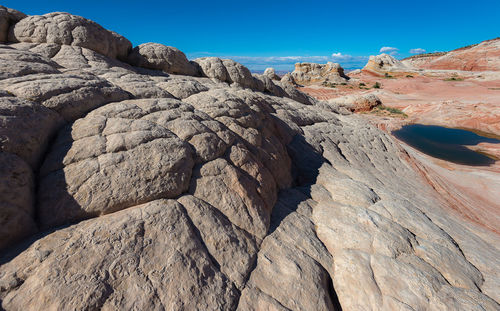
[194,57,229,82]
[183,88,293,190]
[280,72,296,85]
[252,74,285,97]
[0,6,26,42]
[275,80,316,105]
[127,43,199,76]
[263,67,280,80]
[193,57,255,89]
[328,94,382,112]
[37,98,195,228]
[222,59,255,89]
[9,12,131,60]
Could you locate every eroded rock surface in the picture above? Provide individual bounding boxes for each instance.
[0,44,60,79]
[1,200,240,310]
[0,6,26,42]
[0,152,36,250]
[0,71,130,121]
[263,67,280,80]
[9,12,131,60]
[127,43,199,76]
[1,6,499,311]
[291,62,349,85]
[194,57,256,89]
[363,53,409,75]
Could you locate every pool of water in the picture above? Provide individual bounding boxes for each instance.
[392,124,500,166]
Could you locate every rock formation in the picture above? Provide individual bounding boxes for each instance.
[8,12,132,60]
[127,43,199,76]
[0,6,26,43]
[291,62,349,85]
[328,93,382,112]
[1,6,499,311]
[263,67,280,80]
[403,38,500,71]
[363,53,409,75]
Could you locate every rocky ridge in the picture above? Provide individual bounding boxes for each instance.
[402,38,500,71]
[1,6,499,310]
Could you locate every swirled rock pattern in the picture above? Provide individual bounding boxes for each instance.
[0,6,499,311]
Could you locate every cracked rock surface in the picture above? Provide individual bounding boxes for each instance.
[1,7,499,311]
[9,12,131,60]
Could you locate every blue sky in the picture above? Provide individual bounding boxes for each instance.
[5,0,500,71]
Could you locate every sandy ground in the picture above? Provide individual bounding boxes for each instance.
[300,71,500,236]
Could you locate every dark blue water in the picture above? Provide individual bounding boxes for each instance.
[392,124,500,166]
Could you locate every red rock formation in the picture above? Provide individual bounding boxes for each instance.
[403,38,500,71]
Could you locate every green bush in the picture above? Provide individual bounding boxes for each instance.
[444,77,464,81]
[373,105,407,117]
[322,82,336,88]
[373,82,381,89]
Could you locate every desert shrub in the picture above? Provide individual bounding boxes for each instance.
[444,77,464,81]
[373,105,407,117]
[322,82,336,88]
[373,82,381,89]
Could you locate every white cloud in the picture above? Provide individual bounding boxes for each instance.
[379,47,400,56]
[379,46,399,53]
[330,52,362,61]
[409,48,426,54]
[186,52,370,71]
